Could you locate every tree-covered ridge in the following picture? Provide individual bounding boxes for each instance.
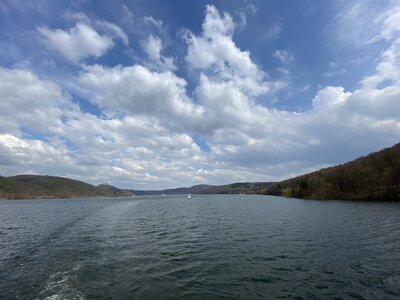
[0,175,131,199]
[129,182,273,195]
[266,143,400,200]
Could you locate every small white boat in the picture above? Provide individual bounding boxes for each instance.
[188,194,192,199]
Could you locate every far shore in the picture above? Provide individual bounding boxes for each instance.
[0,195,133,201]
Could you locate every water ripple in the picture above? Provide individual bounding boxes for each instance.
[0,195,399,299]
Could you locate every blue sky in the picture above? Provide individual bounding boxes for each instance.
[0,0,399,188]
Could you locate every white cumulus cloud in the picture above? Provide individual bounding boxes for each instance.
[140,34,176,71]
[38,22,114,62]
[77,64,201,130]
[184,5,274,97]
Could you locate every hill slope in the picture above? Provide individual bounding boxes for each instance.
[198,182,273,194]
[98,183,132,196]
[266,143,400,200]
[129,184,214,195]
[0,175,132,199]
[130,182,273,195]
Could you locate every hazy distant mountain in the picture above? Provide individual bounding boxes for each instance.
[0,175,132,199]
[129,184,213,195]
[129,182,273,195]
[265,143,400,200]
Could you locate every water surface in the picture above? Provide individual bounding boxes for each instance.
[0,195,399,299]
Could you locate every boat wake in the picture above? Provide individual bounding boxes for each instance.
[36,265,85,300]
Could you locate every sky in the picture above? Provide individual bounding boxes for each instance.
[0,0,399,189]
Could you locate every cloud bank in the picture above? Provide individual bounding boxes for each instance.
[0,3,399,188]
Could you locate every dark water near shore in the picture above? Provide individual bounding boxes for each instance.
[0,195,399,299]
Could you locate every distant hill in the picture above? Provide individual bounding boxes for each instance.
[98,183,132,197]
[265,143,400,200]
[198,182,273,194]
[0,175,132,199]
[130,182,273,195]
[129,184,213,195]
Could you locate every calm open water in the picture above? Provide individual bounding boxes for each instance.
[0,195,399,299]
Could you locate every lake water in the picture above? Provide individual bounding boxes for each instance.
[0,195,399,299]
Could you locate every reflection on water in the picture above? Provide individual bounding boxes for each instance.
[0,195,399,299]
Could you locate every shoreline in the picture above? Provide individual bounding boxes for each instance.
[0,195,133,201]
[1,193,398,202]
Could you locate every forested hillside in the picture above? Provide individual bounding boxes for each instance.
[0,175,131,199]
[130,182,273,195]
[266,144,400,200]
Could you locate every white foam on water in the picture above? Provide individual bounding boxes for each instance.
[43,295,59,300]
[383,272,400,285]
[36,265,85,300]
